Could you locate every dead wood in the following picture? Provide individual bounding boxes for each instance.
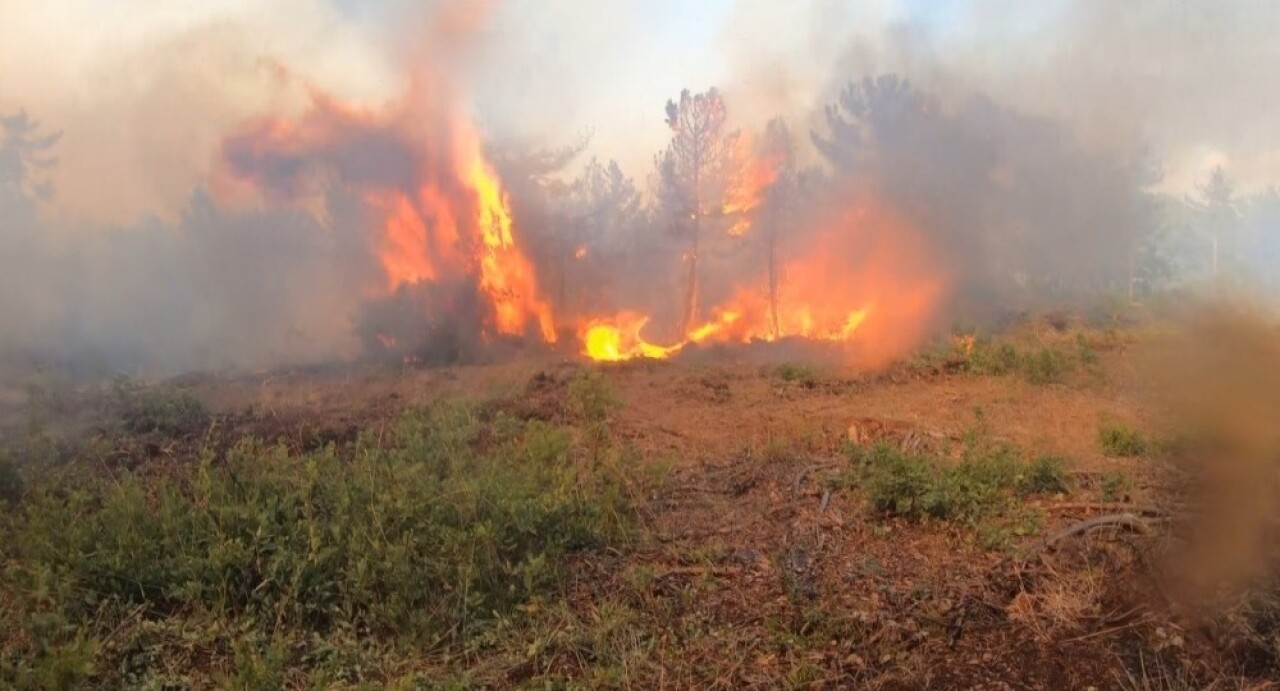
[1018,513,1166,563]
[654,565,742,580]
[1044,502,1175,517]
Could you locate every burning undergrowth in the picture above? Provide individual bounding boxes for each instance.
[0,4,1205,377]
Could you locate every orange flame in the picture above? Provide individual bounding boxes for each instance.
[456,123,558,342]
[721,137,784,237]
[222,77,558,345]
[580,199,945,365]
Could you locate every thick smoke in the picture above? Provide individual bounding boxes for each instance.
[0,1,1277,376]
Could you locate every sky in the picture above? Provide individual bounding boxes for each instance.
[1,0,1277,223]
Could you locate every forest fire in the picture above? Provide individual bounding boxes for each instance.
[721,137,784,237]
[461,129,558,343]
[223,89,559,347]
[580,309,743,362]
[579,196,944,364]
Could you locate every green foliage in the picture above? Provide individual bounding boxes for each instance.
[1098,422,1148,457]
[1020,455,1071,495]
[1101,472,1134,502]
[0,454,23,504]
[775,363,816,387]
[1021,346,1070,384]
[1076,333,1100,367]
[110,379,209,437]
[0,402,636,687]
[567,369,621,424]
[844,425,1065,550]
[950,337,1074,384]
[967,341,1020,375]
[849,442,1033,524]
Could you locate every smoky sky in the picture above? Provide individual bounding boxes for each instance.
[0,0,1277,375]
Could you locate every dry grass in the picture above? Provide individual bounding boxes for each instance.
[1,311,1277,687]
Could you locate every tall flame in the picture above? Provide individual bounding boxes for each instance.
[721,139,783,237]
[223,85,558,345]
[580,199,945,365]
[457,125,558,342]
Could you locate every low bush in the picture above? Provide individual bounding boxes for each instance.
[110,378,209,437]
[0,401,637,687]
[848,442,1059,525]
[1098,422,1148,457]
[1019,455,1071,495]
[776,363,816,387]
[967,341,1020,375]
[1021,346,1070,384]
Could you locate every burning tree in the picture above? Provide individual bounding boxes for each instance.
[755,118,798,338]
[656,88,736,335]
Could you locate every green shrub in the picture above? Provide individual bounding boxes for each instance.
[0,402,636,686]
[0,455,22,504]
[776,363,816,387]
[968,341,1020,375]
[1076,333,1100,367]
[567,369,621,423]
[1098,422,1147,457]
[1021,346,1069,384]
[850,442,1028,524]
[111,381,209,437]
[1101,472,1134,502]
[1019,456,1070,495]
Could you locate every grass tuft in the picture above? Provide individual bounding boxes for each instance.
[1098,422,1148,457]
[775,363,816,387]
[0,402,638,687]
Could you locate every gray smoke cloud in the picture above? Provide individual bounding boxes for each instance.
[0,0,1277,376]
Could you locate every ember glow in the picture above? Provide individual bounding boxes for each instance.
[222,85,559,346]
[721,138,784,237]
[460,127,558,343]
[579,197,945,364]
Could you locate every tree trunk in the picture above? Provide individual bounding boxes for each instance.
[767,209,780,338]
[682,221,700,334]
[681,162,702,335]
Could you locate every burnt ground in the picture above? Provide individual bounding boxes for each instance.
[3,320,1274,689]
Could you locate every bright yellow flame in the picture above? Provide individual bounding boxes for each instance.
[582,313,683,361]
[456,124,557,343]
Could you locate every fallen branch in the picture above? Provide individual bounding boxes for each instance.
[793,460,841,495]
[657,526,737,542]
[654,565,742,580]
[1019,513,1165,562]
[1044,502,1174,517]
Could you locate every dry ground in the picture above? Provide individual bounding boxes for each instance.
[3,316,1274,689]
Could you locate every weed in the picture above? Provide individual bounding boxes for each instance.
[0,454,21,504]
[775,363,816,387]
[851,443,1021,524]
[1021,346,1070,384]
[1099,422,1148,457]
[110,379,209,437]
[968,341,1020,375]
[1101,472,1134,502]
[761,436,795,464]
[1077,333,1100,367]
[0,405,638,687]
[1019,455,1071,495]
[567,369,621,424]
[846,436,1056,551]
